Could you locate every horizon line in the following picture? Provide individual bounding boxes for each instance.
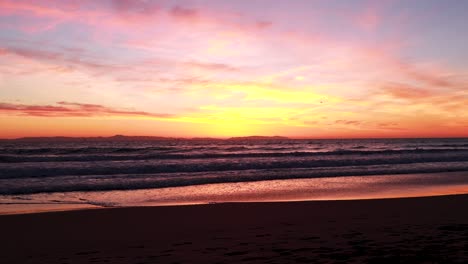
[1,134,468,141]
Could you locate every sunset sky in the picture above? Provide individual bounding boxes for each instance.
[1,0,467,138]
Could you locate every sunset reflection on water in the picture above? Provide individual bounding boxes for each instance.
[2,172,468,215]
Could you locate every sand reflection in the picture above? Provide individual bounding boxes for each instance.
[1,172,468,214]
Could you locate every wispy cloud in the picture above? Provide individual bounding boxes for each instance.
[335,120,362,126]
[396,62,458,88]
[354,6,380,31]
[0,101,174,118]
[170,5,198,21]
[184,61,240,72]
[379,83,433,99]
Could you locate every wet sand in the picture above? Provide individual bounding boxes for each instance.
[1,194,468,263]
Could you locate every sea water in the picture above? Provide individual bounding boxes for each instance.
[1,138,468,213]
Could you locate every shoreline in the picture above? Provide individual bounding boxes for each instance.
[2,171,468,216]
[1,194,467,263]
[3,191,468,217]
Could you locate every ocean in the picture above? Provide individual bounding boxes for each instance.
[1,138,468,213]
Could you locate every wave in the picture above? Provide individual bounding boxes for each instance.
[2,162,468,195]
[402,143,468,148]
[0,146,179,155]
[1,150,468,179]
[2,148,468,163]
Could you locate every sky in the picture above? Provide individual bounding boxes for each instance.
[0,0,468,138]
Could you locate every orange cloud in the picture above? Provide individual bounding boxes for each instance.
[335,120,362,126]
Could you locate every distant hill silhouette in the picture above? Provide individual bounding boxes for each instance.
[227,136,289,140]
[0,135,289,142]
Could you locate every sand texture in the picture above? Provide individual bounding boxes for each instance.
[1,195,468,263]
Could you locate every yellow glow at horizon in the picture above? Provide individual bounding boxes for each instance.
[206,83,341,104]
[203,119,259,137]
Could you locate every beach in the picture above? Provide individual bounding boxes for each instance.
[1,138,468,263]
[1,194,467,263]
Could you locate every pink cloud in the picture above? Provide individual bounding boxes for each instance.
[1,44,243,92]
[0,0,162,33]
[355,6,380,31]
[370,81,468,115]
[0,101,174,118]
[0,1,89,32]
[0,0,271,35]
[0,0,70,17]
[111,0,160,15]
[108,0,161,25]
[255,21,273,30]
[380,83,433,99]
[170,5,198,21]
[184,61,240,72]
[1,46,126,76]
[397,62,455,88]
[2,1,464,101]
[352,0,399,32]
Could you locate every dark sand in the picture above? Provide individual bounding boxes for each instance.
[1,195,468,264]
